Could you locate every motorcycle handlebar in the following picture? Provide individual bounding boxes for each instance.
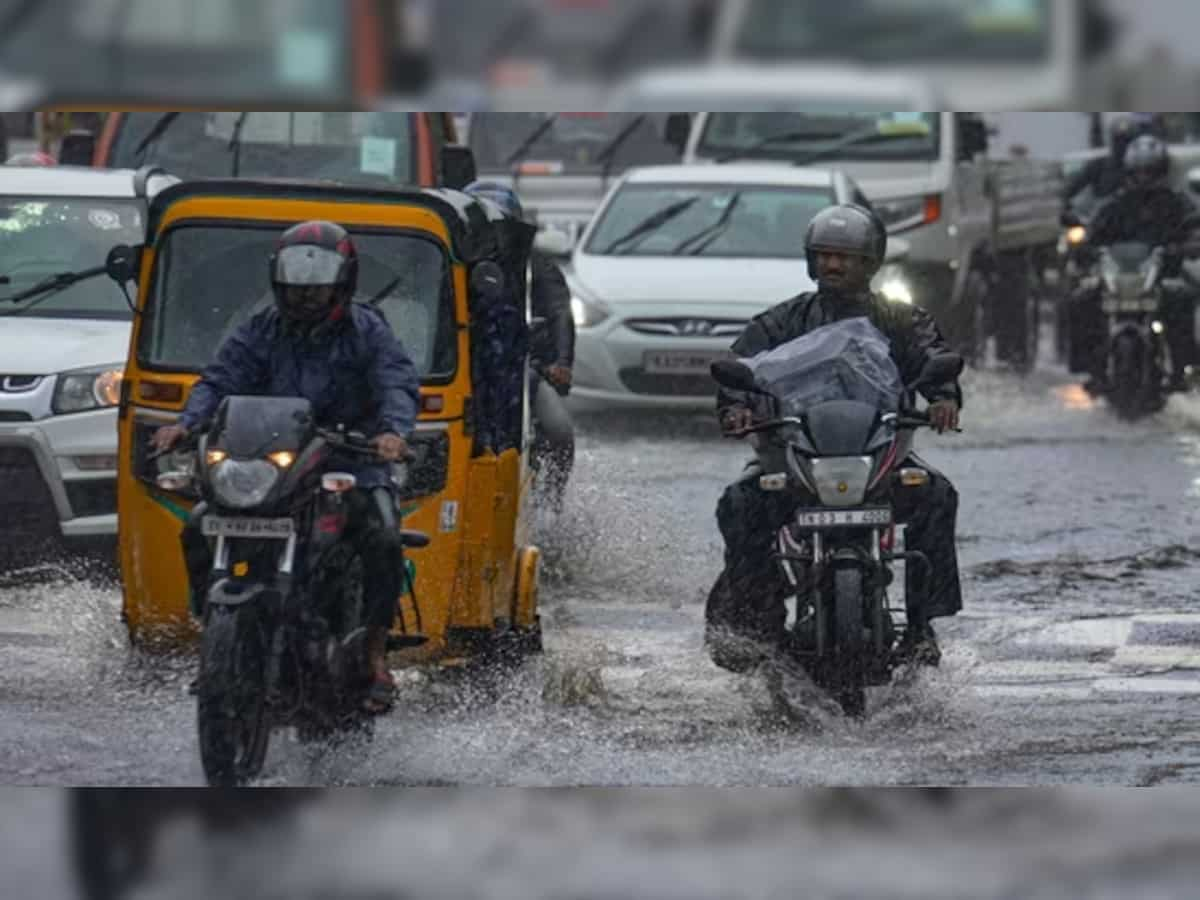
[723,410,961,438]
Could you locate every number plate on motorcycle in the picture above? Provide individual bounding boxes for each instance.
[793,508,892,529]
[202,517,295,539]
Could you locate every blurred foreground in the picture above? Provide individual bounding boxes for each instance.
[8,787,1200,900]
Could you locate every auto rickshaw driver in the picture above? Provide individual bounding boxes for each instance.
[151,220,421,714]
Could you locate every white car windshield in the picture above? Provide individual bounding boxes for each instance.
[585,183,833,258]
[0,197,143,320]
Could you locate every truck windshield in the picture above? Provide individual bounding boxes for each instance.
[733,0,1051,64]
[696,113,941,163]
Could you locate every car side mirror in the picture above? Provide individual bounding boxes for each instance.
[105,244,142,284]
[440,144,477,191]
[957,116,989,161]
[58,130,97,166]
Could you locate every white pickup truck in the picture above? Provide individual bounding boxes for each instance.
[681,111,1063,369]
[0,166,176,565]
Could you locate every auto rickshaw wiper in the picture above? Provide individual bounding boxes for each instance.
[132,112,181,164]
[0,265,108,316]
[365,274,404,307]
[601,196,699,255]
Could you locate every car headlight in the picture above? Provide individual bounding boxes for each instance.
[876,266,914,305]
[874,194,941,233]
[52,365,124,414]
[210,459,279,509]
[571,294,611,328]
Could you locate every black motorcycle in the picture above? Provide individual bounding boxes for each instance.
[712,351,962,717]
[157,395,428,786]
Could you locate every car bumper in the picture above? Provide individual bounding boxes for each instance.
[0,409,119,539]
[568,320,736,412]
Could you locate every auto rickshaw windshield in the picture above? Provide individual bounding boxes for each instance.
[138,223,457,380]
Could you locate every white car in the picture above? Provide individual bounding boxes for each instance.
[566,164,909,410]
[0,166,176,549]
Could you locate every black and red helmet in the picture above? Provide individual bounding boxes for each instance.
[269,220,359,325]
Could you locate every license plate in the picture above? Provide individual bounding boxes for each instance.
[643,350,731,376]
[202,516,295,539]
[793,508,892,529]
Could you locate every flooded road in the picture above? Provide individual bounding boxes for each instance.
[4,356,1200,786]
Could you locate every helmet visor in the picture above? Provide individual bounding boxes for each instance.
[274,245,345,287]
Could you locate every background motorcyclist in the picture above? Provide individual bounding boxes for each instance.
[1070,134,1200,393]
[1063,113,1167,207]
[464,180,577,509]
[151,221,421,715]
[707,204,964,675]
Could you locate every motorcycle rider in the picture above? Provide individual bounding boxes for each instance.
[1072,134,1200,393]
[151,221,421,715]
[1063,113,1166,207]
[464,180,577,508]
[707,204,964,674]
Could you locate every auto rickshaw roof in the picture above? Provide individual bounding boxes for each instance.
[146,178,511,263]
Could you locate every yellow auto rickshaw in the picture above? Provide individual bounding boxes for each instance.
[108,178,543,667]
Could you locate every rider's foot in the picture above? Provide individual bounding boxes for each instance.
[363,627,395,714]
[896,622,941,668]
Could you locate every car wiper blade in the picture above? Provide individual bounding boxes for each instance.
[505,114,559,167]
[672,191,742,255]
[601,197,699,255]
[133,112,181,163]
[716,124,911,165]
[0,265,108,316]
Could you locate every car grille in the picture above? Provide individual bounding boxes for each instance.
[624,318,746,339]
[0,411,33,422]
[1,375,42,393]
[0,446,59,540]
[64,480,118,519]
[619,368,717,397]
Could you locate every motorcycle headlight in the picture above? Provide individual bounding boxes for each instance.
[875,265,914,305]
[210,459,279,509]
[570,294,611,329]
[1066,225,1087,246]
[52,364,124,414]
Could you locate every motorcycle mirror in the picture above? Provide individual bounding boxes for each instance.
[710,358,759,392]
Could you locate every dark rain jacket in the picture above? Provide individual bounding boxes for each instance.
[179,304,421,488]
[530,252,575,369]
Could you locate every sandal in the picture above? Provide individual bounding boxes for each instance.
[362,672,396,715]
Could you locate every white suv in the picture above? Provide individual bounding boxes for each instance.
[0,166,176,554]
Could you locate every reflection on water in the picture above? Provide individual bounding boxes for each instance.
[1052,383,1098,411]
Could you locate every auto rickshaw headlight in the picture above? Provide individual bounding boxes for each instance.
[211,459,280,509]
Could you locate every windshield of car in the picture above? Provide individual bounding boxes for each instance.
[139,225,456,380]
[0,196,141,320]
[0,0,352,102]
[584,183,833,258]
[733,0,1051,63]
[107,112,417,184]
[469,113,681,174]
[697,112,941,162]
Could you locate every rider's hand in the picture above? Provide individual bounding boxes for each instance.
[151,424,188,453]
[546,365,573,388]
[928,400,960,434]
[720,405,755,436]
[371,432,410,462]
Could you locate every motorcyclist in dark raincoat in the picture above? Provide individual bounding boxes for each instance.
[707,204,964,674]
[1071,134,1200,392]
[151,220,421,715]
[1063,113,1166,207]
